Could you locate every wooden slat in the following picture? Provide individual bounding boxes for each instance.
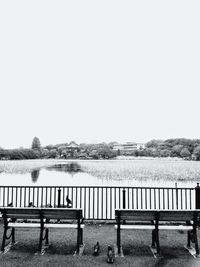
[115,209,196,222]
[114,225,193,230]
[115,210,157,221]
[2,208,40,214]
[158,225,193,230]
[41,208,83,220]
[115,225,155,230]
[2,208,83,220]
[159,210,194,221]
[2,208,40,219]
[44,224,85,229]
[6,214,40,219]
[8,222,40,228]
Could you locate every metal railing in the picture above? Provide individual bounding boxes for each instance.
[1,185,199,220]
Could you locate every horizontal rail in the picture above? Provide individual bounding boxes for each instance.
[0,185,196,220]
[0,185,194,190]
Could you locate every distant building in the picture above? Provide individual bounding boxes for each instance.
[66,141,79,158]
[112,142,145,153]
[136,143,146,150]
[66,141,79,150]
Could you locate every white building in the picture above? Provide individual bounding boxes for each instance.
[112,142,145,152]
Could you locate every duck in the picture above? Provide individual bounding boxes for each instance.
[93,241,100,256]
[107,245,114,264]
[66,195,72,208]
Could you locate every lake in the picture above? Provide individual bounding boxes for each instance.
[1,159,200,219]
[0,159,200,187]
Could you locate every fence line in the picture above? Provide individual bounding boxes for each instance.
[0,185,198,220]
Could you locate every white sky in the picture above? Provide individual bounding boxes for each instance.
[0,1,200,149]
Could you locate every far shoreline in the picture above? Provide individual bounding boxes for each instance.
[0,156,189,162]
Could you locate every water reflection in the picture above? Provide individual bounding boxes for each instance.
[31,169,40,183]
[30,163,82,183]
[46,162,82,174]
[1,160,199,187]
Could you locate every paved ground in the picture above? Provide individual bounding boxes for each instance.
[0,223,200,267]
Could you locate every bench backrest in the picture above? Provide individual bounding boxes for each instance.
[115,209,199,222]
[41,208,83,220]
[115,210,157,221]
[0,208,83,221]
[159,210,196,221]
[1,208,40,220]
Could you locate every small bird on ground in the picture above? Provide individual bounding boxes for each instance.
[107,245,114,264]
[8,202,13,207]
[93,241,100,256]
[66,195,72,208]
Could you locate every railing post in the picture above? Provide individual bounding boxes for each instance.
[57,188,61,208]
[175,182,178,209]
[122,188,126,209]
[195,183,200,209]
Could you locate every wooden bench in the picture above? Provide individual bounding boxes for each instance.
[115,209,200,257]
[0,207,84,254]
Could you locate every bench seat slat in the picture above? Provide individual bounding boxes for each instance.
[114,225,193,230]
[115,225,155,230]
[44,224,85,229]
[6,215,40,219]
[8,223,40,228]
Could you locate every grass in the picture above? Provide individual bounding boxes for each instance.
[80,160,200,182]
[0,222,199,267]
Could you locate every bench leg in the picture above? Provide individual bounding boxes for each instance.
[80,228,83,245]
[38,228,44,253]
[1,227,7,252]
[194,227,200,257]
[117,226,121,255]
[1,227,16,252]
[11,228,15,244]
[187,231,191,249]
[151,230,156,248]
[155,229,160,255]
[45,229,49,245]
[76,228,83,253]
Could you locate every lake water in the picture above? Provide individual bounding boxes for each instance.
[0,159,200,188]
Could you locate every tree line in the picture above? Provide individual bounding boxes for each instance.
[0,137,117,160]
[1,137,200,160]
[143,138,200,160]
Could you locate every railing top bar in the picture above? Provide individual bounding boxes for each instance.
[0,185,195,190]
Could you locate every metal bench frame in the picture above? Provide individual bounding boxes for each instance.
[0,207,84,254]
[115,209,200,257]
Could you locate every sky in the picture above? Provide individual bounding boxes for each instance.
[0,1,200,149]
